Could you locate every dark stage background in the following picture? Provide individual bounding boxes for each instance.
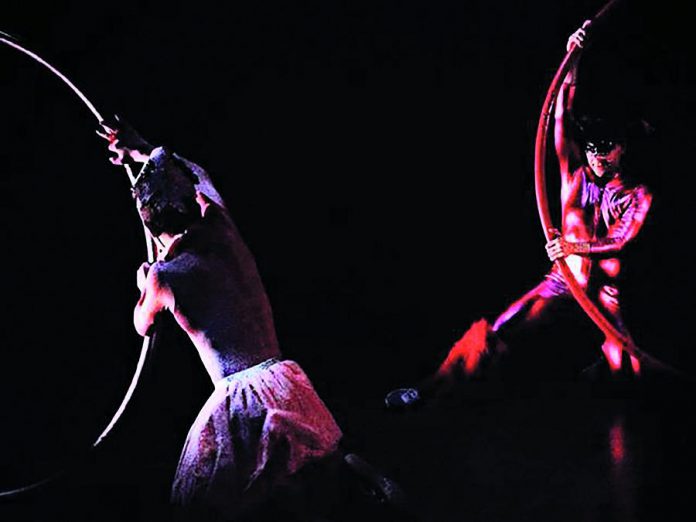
[1,1,695,520]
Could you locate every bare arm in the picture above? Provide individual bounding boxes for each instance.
[134,262,173,336]
[554,68,581,183]
[97,118,227,208]
[554,22,591,185]
[97,116,154,165]
[546,187,653,260]
[582,187,653,255]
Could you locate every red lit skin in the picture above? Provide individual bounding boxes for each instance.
[130,150,281,382]
[547,46,649,373]
[609,419,625,465]
[440,25,650,377]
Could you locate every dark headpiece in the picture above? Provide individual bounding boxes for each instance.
[132,147,200,236]
[576,115,627,144]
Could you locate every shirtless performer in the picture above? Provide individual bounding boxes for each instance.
[98,120,404,520]
[386,22,653,409]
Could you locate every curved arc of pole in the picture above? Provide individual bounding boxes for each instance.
[0,34,157,496]
[533,0,646,357]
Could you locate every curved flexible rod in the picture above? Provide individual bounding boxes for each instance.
[1,32,158,497]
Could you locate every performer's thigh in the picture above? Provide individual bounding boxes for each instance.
[493,281,564,337]
[596,284,632,337]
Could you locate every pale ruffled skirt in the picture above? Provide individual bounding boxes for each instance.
[171,359,342,514]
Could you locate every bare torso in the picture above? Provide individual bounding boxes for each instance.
[559,166,649,289]
[152,203,281,381]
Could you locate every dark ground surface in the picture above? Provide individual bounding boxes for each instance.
[364,381,696,522]
[2,371,695,522]
[2,0,696,520]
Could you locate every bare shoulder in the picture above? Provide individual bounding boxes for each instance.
[152,252,207,286]
[633,184,651,197]
[575,165,592,178]
[619,181,652,202]
[632,184,653,212]
[563,165,588,188]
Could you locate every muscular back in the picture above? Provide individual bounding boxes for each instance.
[152,202,281,381]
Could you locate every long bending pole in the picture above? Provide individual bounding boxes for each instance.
[532,0,644,356]
[1,32,157,496]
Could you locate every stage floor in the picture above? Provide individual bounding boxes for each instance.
[2,380,694,522]
[348,380,695,522]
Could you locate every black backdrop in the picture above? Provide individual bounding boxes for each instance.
[1,0,694,515]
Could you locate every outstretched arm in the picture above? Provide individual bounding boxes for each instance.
[97,116,154,165]
[554,22,590,184]
[97,117,227,208]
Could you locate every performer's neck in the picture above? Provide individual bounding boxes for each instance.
[157,231,186,259]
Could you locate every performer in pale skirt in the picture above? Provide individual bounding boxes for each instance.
[98,121,403,520]
[172,358,342,512]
